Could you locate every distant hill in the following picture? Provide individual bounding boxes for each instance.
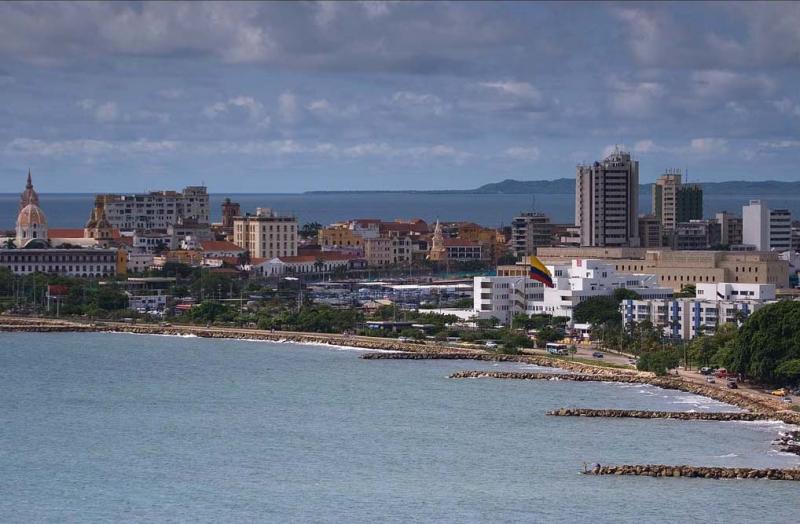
[471,179,800,196]
[306,179,800,195]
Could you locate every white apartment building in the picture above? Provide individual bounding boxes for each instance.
[100,186,210,232]
[743,200,792,251]
[474,259,672,324]
[232,208,298,259]
[127,252,155,273]
[575,148,640,247]
[621,282,776,340]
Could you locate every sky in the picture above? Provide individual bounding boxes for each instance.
[0,1,799,193]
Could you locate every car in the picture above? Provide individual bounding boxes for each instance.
[699,367,712,375]
[484,341,498,348]
[706,377,716,384]
[772,388,789,397]
[782,397,793,404]
[398,337,412,343]
[726,381,738,389]
[592,351,604,358]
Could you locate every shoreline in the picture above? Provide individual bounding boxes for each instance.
[2,315,799,426]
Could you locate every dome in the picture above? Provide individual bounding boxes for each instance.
[19,170,40,210]
[17,203,48,228]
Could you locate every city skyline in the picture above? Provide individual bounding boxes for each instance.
[1,2,799,192]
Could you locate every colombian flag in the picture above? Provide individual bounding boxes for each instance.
[528,256,554,288]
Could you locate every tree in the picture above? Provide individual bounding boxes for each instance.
[2,238,16,249]
[237,250,251,267]
[496,253,518,265]
[612,288,641,301]
[535,325,563,347]
[727,301,800,384]
[300,222,323,239]
[674,284,696,298]
[637,347,680,376]
[573,296,621,325]
[775,359,800,386]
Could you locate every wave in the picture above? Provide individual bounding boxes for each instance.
[716,453,739,458]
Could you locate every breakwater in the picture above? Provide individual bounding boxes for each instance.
[361,350,642,375]
[547,408,771,421]
[449,370,800,425]
[585,464,800,481]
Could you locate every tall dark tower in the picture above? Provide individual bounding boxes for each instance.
[221,198,241,234]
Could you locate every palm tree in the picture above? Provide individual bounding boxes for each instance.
[3,238,16,249]
[313,257,325,274]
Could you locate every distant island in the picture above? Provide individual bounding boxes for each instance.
[306,179,800,196]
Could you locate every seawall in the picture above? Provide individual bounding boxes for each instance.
[449,370,800,425]
[547,408,771,421]
[586,464,800,481]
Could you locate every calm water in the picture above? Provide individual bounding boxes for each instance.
[0,332,797,523]
[3,191,800,229]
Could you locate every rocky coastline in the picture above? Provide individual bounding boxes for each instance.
[546,408,771,421]
[585,464,800,481]
[448,369,800,425]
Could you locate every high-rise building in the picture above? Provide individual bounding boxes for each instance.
[575,148,639,247]
[232,208,297,259]
[770,209,792,251]
[511,212,552,257]
[743,200,792,251]
[715,211,743,246]
[99,186,210,232]
[638,214,663,248]
[652,170,703,231]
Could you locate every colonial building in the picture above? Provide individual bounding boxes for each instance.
[232,208,298,259]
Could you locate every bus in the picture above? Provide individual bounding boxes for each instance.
[546,342,568,356]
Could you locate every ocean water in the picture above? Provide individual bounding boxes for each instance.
[3,191,800,229]
[0,332,797,523]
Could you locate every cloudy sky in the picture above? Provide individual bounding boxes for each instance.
[1,1,799,192]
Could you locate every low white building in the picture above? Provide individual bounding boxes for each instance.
[127,252,155,273]
[474,259,673,325]
[128,293,168,312]
[621,282,776,340]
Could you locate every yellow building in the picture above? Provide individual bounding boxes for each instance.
[318,226,364,249]
[233,208,297,259]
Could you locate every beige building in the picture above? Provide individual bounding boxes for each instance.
[233,208,297,259]
[537,246,789,290]
[364,235,412,266]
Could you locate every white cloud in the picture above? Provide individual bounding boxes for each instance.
[503,146,540,161]
[158,88,184,100]
[479,81,541,101]
[203,95,270,127]
[608,78,665,117]
[391,91,447,115]
[691,70,775,99]
[773,98,800,118]
[633,140,658,153]
[94,101,119,123]
[278,92,299,123]
[689,137,728,155]
[6,138,178,156]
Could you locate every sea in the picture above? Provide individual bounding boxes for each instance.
[1,332,797,523]
[3,191,800,229]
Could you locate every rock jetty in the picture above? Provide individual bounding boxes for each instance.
[585,464,800,481]
[547,408,771,421]
[774,430,800,456]
[449,370,800,426]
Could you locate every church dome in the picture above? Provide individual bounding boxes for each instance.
[19,170,40,210]
[17,203,48,228]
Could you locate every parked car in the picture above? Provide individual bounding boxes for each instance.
[782,397,793,404]
[592,351,604,358]
[706,377,716,384]
[726,381,738,389]
[485,341,498,349]
[714,368,729,378]
[771,388,789,397]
